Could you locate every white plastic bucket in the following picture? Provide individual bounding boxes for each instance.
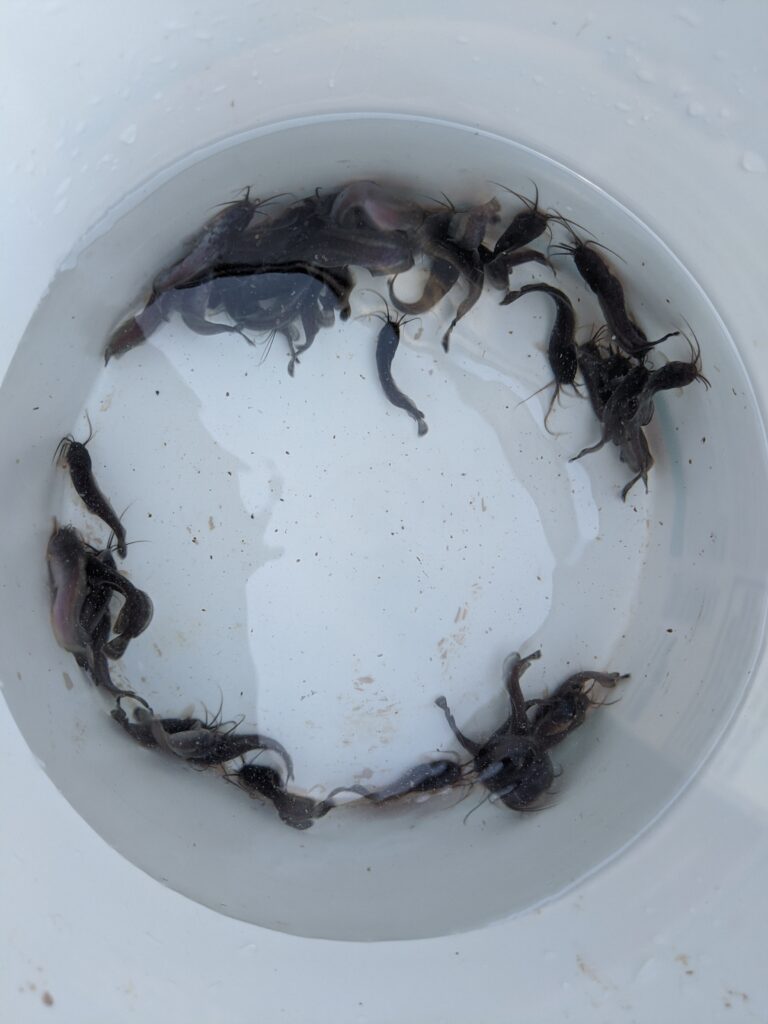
[3,2,768,947]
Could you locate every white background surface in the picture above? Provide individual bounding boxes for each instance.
[2,1,767,1020]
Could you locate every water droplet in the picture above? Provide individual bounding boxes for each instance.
[457,35,469,44]
[686,100,705,118]
[55,177,72,197]
[741,150,767,173]
[615,101,632,112]
[634,957,656,981]
[119,124,137,145]
[635,66,655,83]
[676,8,700,26]
[532,74,544,85]
[195,29,212,40]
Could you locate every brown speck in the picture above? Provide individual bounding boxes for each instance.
[208,516,215,530]
[63,672,74,691]
[354,676,375,690]
[42,992,54,1007]
[576,956,609,990]
[675,953,695,975]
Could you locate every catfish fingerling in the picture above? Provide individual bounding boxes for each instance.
[82,555,153,657]
[47,522,91,658]
[618,425,654,501]
[552,231,677,357]
[501,282,579,428]
[140,712,294,778]
[571,363,651,461]
[492,183,550,257]
[374,309,428,436]
[104,291,170,363]
[104,588,154,659]
[55,420,127,557]
[235,764,333,830]
[353,759,465,805]
[435,651,555,812]
[111,705,205,749]
[152,191,259,293]
[330,180,426,233]
[528,670,628,748]
[576,332,634,421]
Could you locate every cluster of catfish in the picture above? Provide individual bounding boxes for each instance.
[333,651,629,819]
[46,420,628,826]
[45,423,335,829]
[48,421,153,701]
[104,180,509,437]
[110,646,629,827]
[104,179,708,498]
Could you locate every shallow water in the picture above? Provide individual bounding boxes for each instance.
[48,129,667,790]
[4,114,765,938]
